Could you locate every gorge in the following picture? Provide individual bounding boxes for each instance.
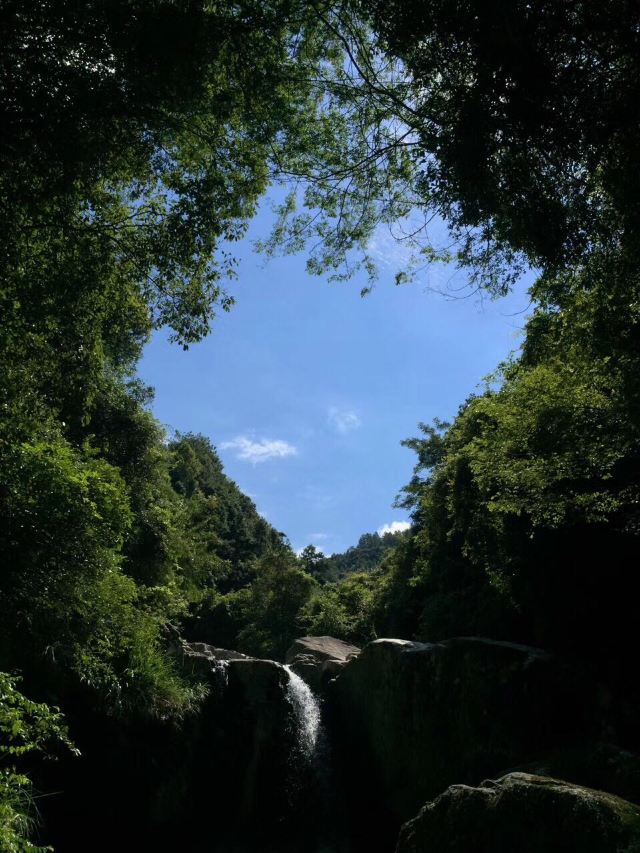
[3,3,640,851]
[30,634,640,852]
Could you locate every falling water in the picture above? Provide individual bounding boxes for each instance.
[284,665,322,760]
[207,658,230,696]
[282,666,345,852]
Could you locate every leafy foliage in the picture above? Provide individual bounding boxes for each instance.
[299,572,379,643]
[373,248,640,664]
[1,0,338,347]
[0,674,76,853]
[366,0,640,287]
[192,551,316,660]
[323,530,409,581]
[169,434,284,593]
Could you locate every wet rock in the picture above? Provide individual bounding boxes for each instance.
[396,772,640,853]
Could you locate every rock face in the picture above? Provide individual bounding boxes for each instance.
[177,646,301,832]
[396,773,640,853]
[180,640,250,677]
[286,635,360,691]
[39,643,307,853]
[286,635,361,665]
[327,637,603,831]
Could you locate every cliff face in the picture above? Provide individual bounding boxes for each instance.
[327,637,601,822]
[40,646,314,853]
[324,636,640,852]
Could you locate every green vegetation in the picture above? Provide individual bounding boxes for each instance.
[299,531,408,583]
[0,674,76,853]
[2,0,640,848]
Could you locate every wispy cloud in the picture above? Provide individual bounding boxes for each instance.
[309,532,329,541]
[377,520,411,536]
[220,436,298,464]
[367,224,417,270]
[328,406,361,434]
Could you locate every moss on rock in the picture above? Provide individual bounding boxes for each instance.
[397,772,640,853]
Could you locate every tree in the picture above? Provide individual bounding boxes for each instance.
[299,571,379,643]
[1,0,331,346]
[236,552,317,659]
[262,0,640,294]
[385,248,640,670]
[299,544,330,582]
[363,0,640,284]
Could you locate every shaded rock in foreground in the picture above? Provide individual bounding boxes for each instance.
[397,772,640,853]
[512,742,640,806]
[328,637,605,827]
[286,635,360,691]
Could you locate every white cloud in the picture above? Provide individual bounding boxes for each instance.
[377,520,411,536]
[328,406,361,434]
[310,532,329,541]
[220,436,298,464]
[367,223,417,270]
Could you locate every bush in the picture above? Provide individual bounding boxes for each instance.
[0,673,77,853]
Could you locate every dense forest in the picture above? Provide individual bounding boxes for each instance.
[2,1,640,851]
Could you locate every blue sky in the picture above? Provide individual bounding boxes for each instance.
[138,203,532,555]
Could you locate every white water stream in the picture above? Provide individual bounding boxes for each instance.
[284,665,322,760]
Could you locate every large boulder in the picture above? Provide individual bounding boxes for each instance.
[396,772,640,853]
[177,642,297,822]
[286,636,361,665]
[286,635,360,691]
[327,637,605,829]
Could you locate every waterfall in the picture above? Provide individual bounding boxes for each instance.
[283,665,343,853]
[210,658,230,693]
[284,665,322,760]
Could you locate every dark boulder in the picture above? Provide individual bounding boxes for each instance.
[40,644,307,853]
[196,656,297,826]
[327,637,606,828]
[396,772,640,853]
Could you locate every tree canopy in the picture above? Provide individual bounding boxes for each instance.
[368,0,640,279]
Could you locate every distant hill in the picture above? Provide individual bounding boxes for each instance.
[169,433,287,592]
[301,529,410,583]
